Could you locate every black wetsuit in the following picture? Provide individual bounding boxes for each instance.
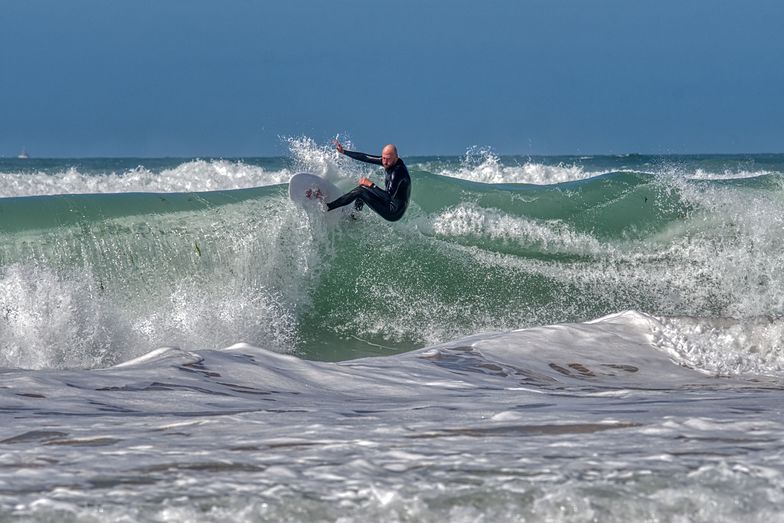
[326,150,411,222]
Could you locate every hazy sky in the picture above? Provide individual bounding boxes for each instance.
[2,0,782,157]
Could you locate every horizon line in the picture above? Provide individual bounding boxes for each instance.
[2,150,783,160]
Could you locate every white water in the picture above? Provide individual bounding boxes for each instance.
[0,195,323,369]
[0,159,293,197]
[1,312,782,522]
[2,148,784,521]
[422,203,604,254]
[434,147,598,185]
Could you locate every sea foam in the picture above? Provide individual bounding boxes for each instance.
[0,159,292,197]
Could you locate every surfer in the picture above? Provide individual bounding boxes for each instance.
[327,141,411,222]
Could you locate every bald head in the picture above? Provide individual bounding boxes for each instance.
[381,144,398,170]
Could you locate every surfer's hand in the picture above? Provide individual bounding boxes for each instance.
[359,177,374,188]
[333,140,345,154]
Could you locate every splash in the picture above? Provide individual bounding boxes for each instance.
[0,194,329,369]
[653,315,784,377]
[435,146,596,185]
[285,135,368,186]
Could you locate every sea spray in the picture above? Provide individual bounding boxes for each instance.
[0,191,330,367]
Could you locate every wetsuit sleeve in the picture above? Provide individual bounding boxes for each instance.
[343,150,383,166]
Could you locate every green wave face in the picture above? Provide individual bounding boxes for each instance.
[1,171,783,365]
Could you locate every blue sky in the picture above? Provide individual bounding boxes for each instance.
[2,0,782,157]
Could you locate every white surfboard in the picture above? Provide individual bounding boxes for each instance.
[288,172,353,217]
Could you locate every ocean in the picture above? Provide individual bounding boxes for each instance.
[0,139,782,521]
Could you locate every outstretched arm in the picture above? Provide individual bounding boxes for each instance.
[333,140,383,166]
[344,150,383,165]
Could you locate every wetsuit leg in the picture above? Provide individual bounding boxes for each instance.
[327,185,400,221]
[326,186,365,210]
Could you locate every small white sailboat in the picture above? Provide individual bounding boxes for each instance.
[17,148,29,159]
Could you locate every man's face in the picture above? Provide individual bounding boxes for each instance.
[381,146,398,169]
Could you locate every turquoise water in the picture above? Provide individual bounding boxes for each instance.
[0,144,782,521]
[1,150,782,363]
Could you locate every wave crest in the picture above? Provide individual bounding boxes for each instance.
[0,159,292,197]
